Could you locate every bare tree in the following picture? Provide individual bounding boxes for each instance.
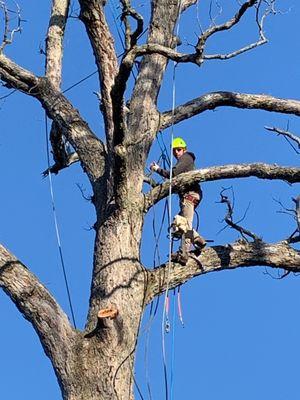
[0,1,299,399]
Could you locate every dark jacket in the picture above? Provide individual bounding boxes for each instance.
[156,151,201,197]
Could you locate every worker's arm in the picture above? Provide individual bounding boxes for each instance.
[150,153,194,178]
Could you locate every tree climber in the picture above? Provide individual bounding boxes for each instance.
[150,137,206,264]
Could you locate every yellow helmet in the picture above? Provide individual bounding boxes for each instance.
[172,137,187,149]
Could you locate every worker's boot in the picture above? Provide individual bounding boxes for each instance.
[171,250,188,265]
[193,235,206,251]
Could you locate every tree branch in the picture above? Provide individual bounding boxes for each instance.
[0,53,107,187]
[160,91,300,130]
[79,0,118,156]
[265,126,300,152]
[120,0,143,50]
[195,0,258,57]
[45,0,70,89]
[0,1,22,51]
[0,244,77,380]
[146,240,300,302]
[144,163,300,211]
[218,188,260,241]
[181,0,197,13]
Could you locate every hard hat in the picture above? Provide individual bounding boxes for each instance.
[172,137,187,149]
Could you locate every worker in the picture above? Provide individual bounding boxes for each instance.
[150,137,206,264]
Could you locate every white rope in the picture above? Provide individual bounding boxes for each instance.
[161,2,183,399]
[45,115,77,328]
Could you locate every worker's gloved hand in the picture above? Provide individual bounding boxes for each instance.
[150,162,159,172]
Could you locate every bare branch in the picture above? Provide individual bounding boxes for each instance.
[42,151,79,177]
[202,0,271,62]
[160,91,300,130]
[218,188,260,241]
[146,240,300,302]
[120,0,143,49]
[181,0,197,13]
[0,1,22,51]
[0,244,77,377]
[45,0,70,89]
[79,0,118,155]
[265,126,300,153]
[292,195,300,233]
[195,0,258,57]
[144,163,300,211]
[0,53,107,186]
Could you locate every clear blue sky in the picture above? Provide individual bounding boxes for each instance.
[0,1,299,399]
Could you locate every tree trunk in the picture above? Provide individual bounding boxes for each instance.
[55,204,146,400]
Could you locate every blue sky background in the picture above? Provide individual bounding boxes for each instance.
[0,0,300,399]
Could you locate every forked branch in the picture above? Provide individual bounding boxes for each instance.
[0,53,107,185]
[0,1,22,51]
[200,0,273,62]
[218,188,260,241]
[120,0,143,50]
[265,126,300,154]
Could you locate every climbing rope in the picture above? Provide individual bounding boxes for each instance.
[44,114,77,328]
[161,2,183,399]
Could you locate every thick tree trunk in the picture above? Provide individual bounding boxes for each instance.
[55,203,146,400]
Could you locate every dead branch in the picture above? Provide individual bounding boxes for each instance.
[0,53,107,185]
[274,196,300,243]
[202,0,273,62]
[146,240,300,303]
[292,195,300,233]
[218,188,260,241]
[42,151,80,177]
[120,0,143,50]
[181,0,197,13]
[160,91,300,130]
[0,1,22,51]
[144,163,300,211]
[265,126,300,153]
[195,0,258,59]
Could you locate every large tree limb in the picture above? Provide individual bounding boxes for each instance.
[45,0,74,175]
[146,240,300,302]
[160,91,300,130]
[0,53,107,187]
[144,163,300,211]
[112,0,182,203]
[45,0,70,89]
[79,0,118,157]
[0,244,77,384]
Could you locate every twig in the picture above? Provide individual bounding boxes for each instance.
[218,187,260,241]
[265,125,300,154]
[202,0,274,62]
[0,1,22,51]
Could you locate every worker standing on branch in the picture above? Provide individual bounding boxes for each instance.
[150,137,206,264]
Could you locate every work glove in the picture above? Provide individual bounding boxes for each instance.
[150,162,159,172]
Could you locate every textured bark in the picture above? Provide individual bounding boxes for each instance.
[45,0,70,89]
[1,1,300,399]
[160,91,300,130]
[146,240,300,302]
[145,163,300,210]
[79,0,118,158]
